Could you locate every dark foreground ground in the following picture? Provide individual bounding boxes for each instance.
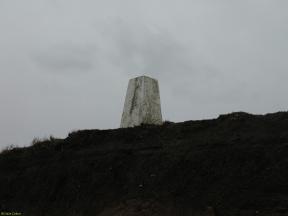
[1,112,288,216]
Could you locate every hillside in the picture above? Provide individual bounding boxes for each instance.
[1,112,288,215]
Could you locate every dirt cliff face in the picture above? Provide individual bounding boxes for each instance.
[1,112,288,216]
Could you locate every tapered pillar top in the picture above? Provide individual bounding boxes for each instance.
[130,75,157,81]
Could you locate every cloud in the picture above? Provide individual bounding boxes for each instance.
[32,43,97,73]
[98,20,204,80]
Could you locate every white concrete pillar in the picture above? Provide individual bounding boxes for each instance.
[120,76,163,128]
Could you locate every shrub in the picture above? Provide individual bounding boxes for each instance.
[0,144,19,154]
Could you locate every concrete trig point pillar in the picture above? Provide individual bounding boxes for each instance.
[120,76,163,128]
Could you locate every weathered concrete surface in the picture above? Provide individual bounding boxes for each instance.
[120,76,163,128]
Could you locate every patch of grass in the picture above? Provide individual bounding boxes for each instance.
[31,135,58,146]
[0,144,20,155]
[163,120,174,125]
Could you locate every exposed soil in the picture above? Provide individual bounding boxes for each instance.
[1,112,288,215]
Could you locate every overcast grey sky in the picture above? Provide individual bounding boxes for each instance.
[1,0,288,148]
